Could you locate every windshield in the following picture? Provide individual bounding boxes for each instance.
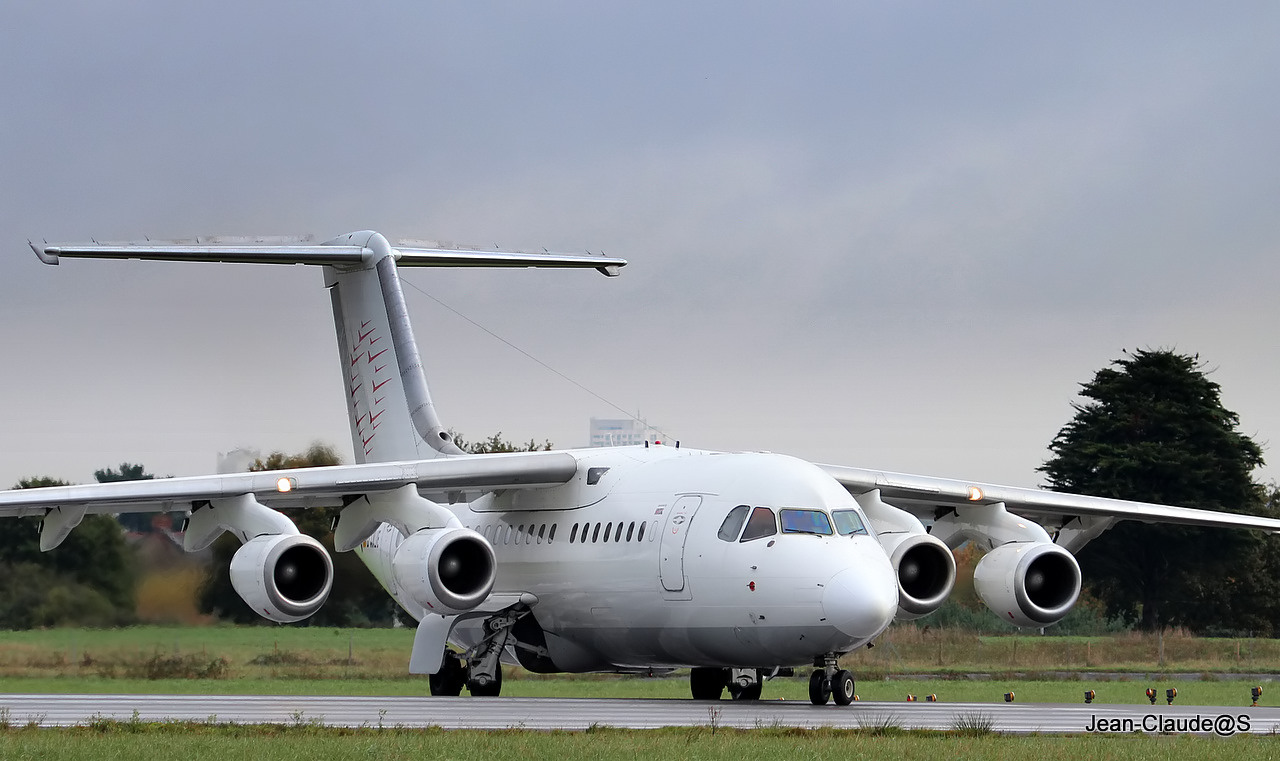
[740,507,778,542]
[779,509,833,536]
[718,505,750,542]
[832,509,870,536]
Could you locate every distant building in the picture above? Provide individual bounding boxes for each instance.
[589,417,660,447]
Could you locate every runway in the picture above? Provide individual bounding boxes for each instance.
[3,694,1279,735]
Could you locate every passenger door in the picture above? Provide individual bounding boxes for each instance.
[659,495,703,599]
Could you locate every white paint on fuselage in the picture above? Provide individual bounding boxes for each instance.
[357,446,899,671]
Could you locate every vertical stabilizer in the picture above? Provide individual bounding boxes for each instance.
[30,231,626,465]
[324,232,464,463]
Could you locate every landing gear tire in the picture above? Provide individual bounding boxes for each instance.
[467,663,503,697]
[690,667,728,700]
[808,670,831,705]
[831,670,856,706]
[428,651,467,697]
[728,679,763,701]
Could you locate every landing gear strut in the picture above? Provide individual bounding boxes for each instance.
[464,607,527,697]
[428,605,530,698]
[727,668,763,701]
[808,654,855,706]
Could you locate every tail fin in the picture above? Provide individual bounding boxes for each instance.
[33,231,625,463]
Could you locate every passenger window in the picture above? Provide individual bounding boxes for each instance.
[626,522,635,542]
[614,523,624,542]
[717,505,750,542]
[592,523,601,543]
[832,510,869,536]
[638,521,647,542]
[603,522,613,543]
[740,507,777,542]
[780,509,833,536]
[504,525,513,545]
[548,524,557,543]
[570,523,579,543]
[537,524,546,544]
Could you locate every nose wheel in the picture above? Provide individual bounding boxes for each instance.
[808,655,856,706]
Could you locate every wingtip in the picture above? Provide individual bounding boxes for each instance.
[29,240,59,265]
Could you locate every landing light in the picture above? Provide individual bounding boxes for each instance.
[276,477,296,493]
[967,486,984,502]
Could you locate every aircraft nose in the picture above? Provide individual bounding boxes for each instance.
[822,554,899,640]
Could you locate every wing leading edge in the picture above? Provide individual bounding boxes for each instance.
[819,463,1280,535]
[0,451,579,518]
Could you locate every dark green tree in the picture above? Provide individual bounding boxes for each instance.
[1039,349,1269,632]
[450,431,553,454]
[0,477,138,628]
[95,463,155,533]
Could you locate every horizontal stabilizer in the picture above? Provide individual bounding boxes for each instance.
[30,237,626,276]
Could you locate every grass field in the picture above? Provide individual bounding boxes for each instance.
[0,626,1277,708]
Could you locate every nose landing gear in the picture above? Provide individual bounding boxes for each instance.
[808,654,856,706]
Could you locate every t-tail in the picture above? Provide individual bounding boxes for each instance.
[32,231,625,464]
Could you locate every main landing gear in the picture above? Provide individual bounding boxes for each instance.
[428,607,528,697]
[808,654,856,706]
[689,668,765,701]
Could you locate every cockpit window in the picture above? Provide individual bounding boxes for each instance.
[739,507,777,542]
[832,509,870,536]
[718,505,750,542]
[780,509,833,536]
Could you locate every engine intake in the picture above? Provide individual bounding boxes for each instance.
[229,533,334,623]
[973,541,1081,628]
[392,527,496,615]
[879,532,956,619]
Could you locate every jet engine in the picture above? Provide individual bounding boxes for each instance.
[973,541,1081,628]
[878,532,956,619]
[229,533,334,623]
[392,527,497,615]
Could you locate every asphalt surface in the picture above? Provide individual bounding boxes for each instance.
[2,694,1278,735]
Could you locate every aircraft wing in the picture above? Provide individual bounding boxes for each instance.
[818,463,1280,534]
[0,451,579,518]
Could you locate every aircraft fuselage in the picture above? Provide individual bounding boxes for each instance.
[359,446,899,672]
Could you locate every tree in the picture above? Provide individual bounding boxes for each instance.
[0,477,138,628]
[450,431,553,454]
[1038,349,1269,632]
[95,463,156,533]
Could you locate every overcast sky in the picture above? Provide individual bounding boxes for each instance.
[2,2,1278,492]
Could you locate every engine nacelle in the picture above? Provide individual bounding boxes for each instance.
[974,541,1081,628]
[879,532,957,620]
[392,527,496,615]
[229,533,334,623]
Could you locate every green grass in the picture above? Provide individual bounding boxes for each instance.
[0,675,1271,709]
[0,722,1271,761]
[0,625,1276,709]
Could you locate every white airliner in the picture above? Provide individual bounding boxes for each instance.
[4,231,1280,706]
